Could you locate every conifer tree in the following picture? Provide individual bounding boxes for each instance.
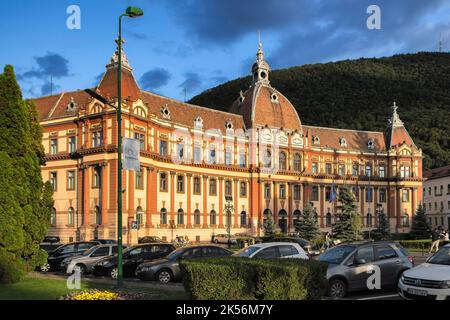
[409,204,432,240]
[372,212,391,240]
[263,213,275,237]
[332,186,363,242]
[294,203,320,241]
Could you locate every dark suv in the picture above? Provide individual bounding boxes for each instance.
[319,241,414,299]
[92,243,175,279]
[41,241,101,272]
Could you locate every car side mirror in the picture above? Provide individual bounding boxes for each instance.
[355,258,367,265]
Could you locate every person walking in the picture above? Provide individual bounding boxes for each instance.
[429,228,441,253]
[443,230,449,246]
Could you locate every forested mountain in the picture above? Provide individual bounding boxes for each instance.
[189,52,450,170]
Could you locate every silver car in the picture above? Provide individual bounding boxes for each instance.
[319,241,413,299]
[62,244,120,274]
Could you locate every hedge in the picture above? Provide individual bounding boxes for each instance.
[180,257,328,300]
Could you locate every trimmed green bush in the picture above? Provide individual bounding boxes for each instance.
[180,257,327,300]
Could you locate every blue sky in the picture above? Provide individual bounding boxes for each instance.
[1,0,449,101]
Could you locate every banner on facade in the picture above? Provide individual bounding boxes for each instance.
[123,138,140,172]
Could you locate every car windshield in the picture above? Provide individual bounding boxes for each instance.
[165,248,185,260]
[319,245,356,264]
[427,247,450,266]
[233,246,261,257]
[82,245,100,256]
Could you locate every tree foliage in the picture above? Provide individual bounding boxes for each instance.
[332,186,363,242]
[0,65,53,283]
[371,213,391,241]
[294,203,320,241]
[263,213,275,237]
[409,204,432,240]
[190,52,450,170]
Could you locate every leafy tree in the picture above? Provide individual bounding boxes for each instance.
[371,212,391,241]
[294,203,320,241]
[332,186,363,242]
[262,214,275,237]
[409,204,432,240]
[0,65,52,283]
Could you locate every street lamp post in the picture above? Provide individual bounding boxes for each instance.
[224,196,234,248]
[85,7,143,289]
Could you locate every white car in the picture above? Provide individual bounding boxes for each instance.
[398,244,450,300]
[233,242,309,260]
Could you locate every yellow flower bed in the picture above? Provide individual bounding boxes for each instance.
[72,290,119,300]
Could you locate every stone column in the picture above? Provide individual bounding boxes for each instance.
[145,167,155,228]
[202,175,208,228]
[218,177,224,228]
[83,165,90,227]
[233,179,239,228]
[100,162,108,225]
[319,185,325,228]
[186,173,192,228]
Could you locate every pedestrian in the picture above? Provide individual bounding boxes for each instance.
[443,230,449,246]
[325,232,332,249]
[429,228,441,253]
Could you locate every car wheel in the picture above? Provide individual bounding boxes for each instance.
[40,263,50,272]
[110,267,118,279]
[328,279,347,299]
[157,269,173,284]
[75,264,87,275]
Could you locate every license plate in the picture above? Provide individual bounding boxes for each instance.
[407,288,428,297]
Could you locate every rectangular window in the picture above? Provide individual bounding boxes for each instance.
[92,129,103,147]
[239,151,246,167]
[400,166,410,178]
[352,186,359,201]
[160,173,168,192]
[134,132,145,150]
[379,188,386,203]
[338,164,345,176]
[279,184,286,199]
[135,169,144,190]
[209,179,217,196]
[225,180,232,197]
[209,146,217,164]
[177,175,184,193]
[193,145,202,164]
[92,167,100,188]
[402,189,410,202]
[264,183,271,199]
[352,163,359,176]
[159,140,168,157]
[325,163,332,175]
[68,136,76,153]
[325,187,331,201]
[312,162,318,174]
[50,172,57,191]
[366,187,373,203]
[225,150,232,165]
[193,177,201,194]
[311,186,319,201]
[176,144,184,161]
[50,138,58,155]
[293,185,301,201]
[365,165,372,177]
[447,184,450,194]
[240,181,247,197]
[379,166,385,178]
[67,170,75,190]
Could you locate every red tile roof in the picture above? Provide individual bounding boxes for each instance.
[97,67,141,102]
[424,165,450,180]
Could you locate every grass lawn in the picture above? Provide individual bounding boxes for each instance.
[0,275,188,300]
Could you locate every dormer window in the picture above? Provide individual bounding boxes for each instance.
[238,91,245,104]
[367,139,375,150]
[339,137,347,147]
[270,93,278,103]
[312,136,320,145]
[225,121,234,131]
[160,105,171,120]
[194,116,203,129]
[67,97,77,112]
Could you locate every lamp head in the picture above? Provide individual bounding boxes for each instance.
[126,7,144,18]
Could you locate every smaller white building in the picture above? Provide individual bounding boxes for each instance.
[423,165,450,230]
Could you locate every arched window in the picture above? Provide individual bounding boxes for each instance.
[194,209,201,225]
[136,206,144,226]
[68,207,74,225]
[177,209,184,225]
[240,211,247,227]
[133,106,147,118]
[278,210,287,233]
[51,207,57,225]
[210,210,217,225]
[326,212,332,227]
[279,152,287,170]
[402,213,410,227]
[293,153,301,172]
[94,206,102,225]
[366,213,373,227]
[263,149,272,168]
[293,210,301,225]
[160,208,167,225]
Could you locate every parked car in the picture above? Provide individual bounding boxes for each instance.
[92,243,175,279]
[94,239,117,244]
[42,236,60,244]
[233,242,309,260]
[62,244,122,274]
[212,234,237,245]
[138,236,166,244]
[398,244,450,300]
[40,241,101,272]
[260,237,320,256]
[319,241,413,299]
[135,245,233,283]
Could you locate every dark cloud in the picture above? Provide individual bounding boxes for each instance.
[21,52,70,79]
[179,72,202,96]
[140,68,172,90]
[126,30,149,41]
[41,81,60,96]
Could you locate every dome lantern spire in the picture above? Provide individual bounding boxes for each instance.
[252,32,270,85]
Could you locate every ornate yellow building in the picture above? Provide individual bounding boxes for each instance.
[34,42,423,244]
